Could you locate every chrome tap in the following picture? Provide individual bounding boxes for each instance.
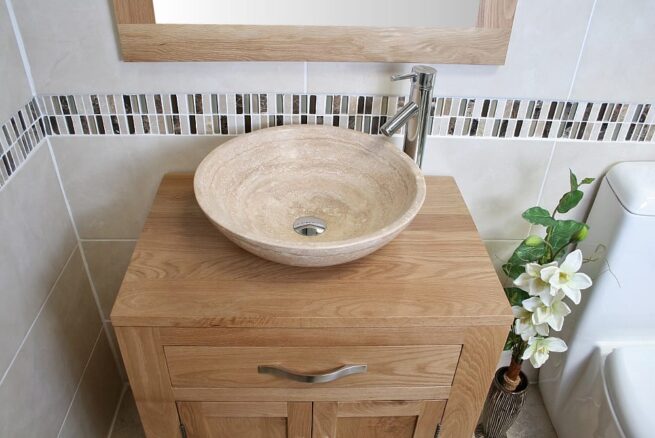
[381,65,437,168]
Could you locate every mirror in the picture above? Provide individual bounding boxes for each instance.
[113,0,516,64]
[152,0,480,28]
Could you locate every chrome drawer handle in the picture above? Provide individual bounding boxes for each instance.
[257,364,367,383]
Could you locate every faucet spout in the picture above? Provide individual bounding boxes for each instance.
[380,65,436,169]
[380,102,419,137]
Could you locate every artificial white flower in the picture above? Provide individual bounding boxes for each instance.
[514,262,558,297]
[540,249,592,304]
[522,293,571,331]
[521,336,567,368]
[512,306,549,341]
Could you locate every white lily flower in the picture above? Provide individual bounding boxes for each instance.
[521,336,567,368]
[522,293,571,331]
[514,262,558,297]
[540,249,592,304]
[512,306,549,341]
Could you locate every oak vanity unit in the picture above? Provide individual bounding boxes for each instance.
[111,174,512,438]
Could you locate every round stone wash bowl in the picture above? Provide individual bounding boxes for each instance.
[194,125,426,267]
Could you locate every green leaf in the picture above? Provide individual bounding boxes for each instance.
[502,262,526,279]
[510,239,548,264]
[522,207,556,227]
[547,220,586,254]
[580,177,595,185]
[505,287,529,306]
[556,190,584,213]
[570,169,579,191]
[502,238,548,279]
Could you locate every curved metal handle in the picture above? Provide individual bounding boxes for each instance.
[257,364,367,383]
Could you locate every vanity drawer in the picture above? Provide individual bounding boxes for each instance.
[164,345,461,389]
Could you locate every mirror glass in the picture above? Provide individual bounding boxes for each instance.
[152,0,480,28]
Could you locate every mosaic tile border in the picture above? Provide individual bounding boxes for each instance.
[1,93,654,190]
[0,98,47,188]
[36,93,655,143]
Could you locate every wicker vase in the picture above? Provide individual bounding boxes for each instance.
[475,366,529,438]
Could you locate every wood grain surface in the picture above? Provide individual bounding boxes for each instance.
[111,174,513,438]
[164,345,460,388]
[311,400,445,438]
[440,326,510,437]
[112,0,155,24]
[117,24,511,64]
[171,386,451,403]
[178,401,312,438]
[111,174,511,328]
[115,327,181,437]
[477,0,518,28]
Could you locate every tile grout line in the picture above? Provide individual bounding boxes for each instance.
[4,0,36,95]
[532,0,599,229]
[56,326,105,438]
[566,0,598,100]
[46,137,127,395]
[106,383,129,438]
[0,244,78,386]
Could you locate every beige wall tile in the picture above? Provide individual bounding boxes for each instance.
[51,135,230,239]
[571,0,655,101]
[12,0,304,94]
[0,1,32,122]
[538,141,655,224]
[307,0,596,98]
[0,249,102,437]
[0,143,77,374]
[421,137,554,240]
[83,240,137,319]
[59,334,124,438]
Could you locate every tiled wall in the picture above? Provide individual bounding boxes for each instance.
[0,1,123,437]
[2,92,653,190]
[2,0,655,429]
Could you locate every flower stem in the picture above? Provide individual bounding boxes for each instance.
[502,351,523,392]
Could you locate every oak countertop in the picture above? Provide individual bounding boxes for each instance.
[111,173,512,328]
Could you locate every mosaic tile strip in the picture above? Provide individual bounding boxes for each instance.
[1,93,654,191]
[0,97,47,189]
[37,94,655,144]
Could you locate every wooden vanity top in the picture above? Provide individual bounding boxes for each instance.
[111,173,511,328]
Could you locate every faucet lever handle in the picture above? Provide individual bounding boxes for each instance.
[391,72,418,82]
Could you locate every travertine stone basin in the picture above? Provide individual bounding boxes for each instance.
[194,125,426,267]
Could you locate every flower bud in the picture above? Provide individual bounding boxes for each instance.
[573,225,589,242]
[524,235,544,247]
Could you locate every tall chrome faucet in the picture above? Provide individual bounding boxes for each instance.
[381,65,437,169]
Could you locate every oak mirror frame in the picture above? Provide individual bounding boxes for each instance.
[112,0,517,64]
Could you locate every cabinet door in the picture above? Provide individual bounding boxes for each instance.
[312,400,445,438]
[178,401,312,438]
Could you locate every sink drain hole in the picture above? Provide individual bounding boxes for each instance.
[293,216,327,237]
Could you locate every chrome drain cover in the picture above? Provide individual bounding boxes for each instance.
[293,216,327,236]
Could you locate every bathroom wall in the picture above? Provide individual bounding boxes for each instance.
[1,0,654,426]
[0,0,122,436]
